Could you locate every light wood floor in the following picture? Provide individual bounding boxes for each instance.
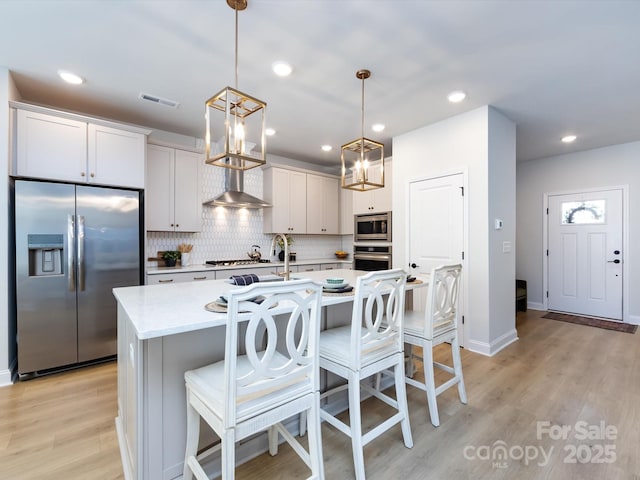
[1,309,638,479]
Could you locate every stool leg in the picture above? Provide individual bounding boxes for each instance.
[451,334,467,404]
[268,425,279,456]
[307,392,325,479]
[423,339,440,427]
[394,359,414,448]
[221,430,236,480]
[183,391,200,480]
[348,372,366,480]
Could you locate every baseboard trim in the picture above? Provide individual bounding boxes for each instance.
[0,368,13,387]
[626,314,640,325]
[466,329,519,357]
[527,302,545,311]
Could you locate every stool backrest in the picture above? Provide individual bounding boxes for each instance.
[223,279,323,426]
[425,264,462,339]
[350,269,407,369]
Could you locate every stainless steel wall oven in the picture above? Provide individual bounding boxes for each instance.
[353,244,392,271]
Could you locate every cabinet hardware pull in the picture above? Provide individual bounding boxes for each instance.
[90,173,95,178]
[81,172,86,177]
[193,276,207,280]
[158,279,174,283]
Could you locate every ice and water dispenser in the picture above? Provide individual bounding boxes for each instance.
[28,234,64,276]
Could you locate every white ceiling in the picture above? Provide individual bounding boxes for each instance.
[2,0,639,168]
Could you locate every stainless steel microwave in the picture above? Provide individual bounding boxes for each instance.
[354,212,391,242]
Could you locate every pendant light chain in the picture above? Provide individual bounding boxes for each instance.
[234,5,239,90]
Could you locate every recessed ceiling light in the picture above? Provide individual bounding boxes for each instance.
[265,128,276,136]
[372,123,385,132]
[58,70,84,85]
[447,90,466,103]
[561,135,577,143]
[321,145,332,152]
[272,61,293,77]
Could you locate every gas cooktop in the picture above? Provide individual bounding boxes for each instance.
[205,259,272,267]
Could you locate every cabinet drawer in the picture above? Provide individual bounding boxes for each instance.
[147,271,215,284]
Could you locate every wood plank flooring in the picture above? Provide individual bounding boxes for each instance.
[1,309,638,479]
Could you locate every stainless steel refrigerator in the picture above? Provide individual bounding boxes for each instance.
[14,179,142,377]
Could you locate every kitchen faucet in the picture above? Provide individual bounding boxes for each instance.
[270,233,290,280]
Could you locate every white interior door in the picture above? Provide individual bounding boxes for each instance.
[548,189,623,319]
[408,173,465,343]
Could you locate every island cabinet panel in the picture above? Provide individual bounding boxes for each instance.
[15,108,146,188]
[146,144,202,232]
[352,158,392,214]
[263,167,307,234]
[306,173,340,234]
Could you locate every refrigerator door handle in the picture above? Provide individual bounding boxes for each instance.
[78,215,86,292]
[68,214,76,291]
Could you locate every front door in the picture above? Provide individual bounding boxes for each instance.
[547,189,623,319]
[408,173,465,344]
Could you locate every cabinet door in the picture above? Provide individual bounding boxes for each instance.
[306,174,324,234]
[173,150,202,232]
[288,170,307,233]
[269,168,292,233]
[16,109,87,182]
[340,186,354,234]
[308,174,339,234]
[267,169,307,234]
[88,124,145,188]
[146,145,175,231]
[352,159,392,214]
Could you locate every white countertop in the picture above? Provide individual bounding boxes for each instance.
[147,258,352,275]
[114,269,427,340]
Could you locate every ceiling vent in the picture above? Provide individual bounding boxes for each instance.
[138,92,180,109]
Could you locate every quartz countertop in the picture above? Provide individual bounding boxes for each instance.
[114,269,427,340]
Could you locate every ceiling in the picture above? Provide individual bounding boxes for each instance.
[2,0,639,169]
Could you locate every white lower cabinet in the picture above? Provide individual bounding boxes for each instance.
[320,263,341,271]
[146,271,214,285]
[146,144,202,232]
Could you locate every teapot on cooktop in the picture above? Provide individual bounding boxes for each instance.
[247,244,262,261]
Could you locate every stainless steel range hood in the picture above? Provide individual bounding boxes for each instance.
[203,164,271,208]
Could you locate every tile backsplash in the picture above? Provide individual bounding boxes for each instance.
[146,162,351,268]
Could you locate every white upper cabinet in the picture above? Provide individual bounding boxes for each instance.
[88,124,145,188]
[146,144,202,232]
[352,158,392,214]
[16,109,87,183]
[263,167,307,234]
[340,184,354,235]
[15,107,147,188]
[306,173,339,234]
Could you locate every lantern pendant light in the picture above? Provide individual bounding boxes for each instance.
[341,69,384,191]
[205,0,266,171]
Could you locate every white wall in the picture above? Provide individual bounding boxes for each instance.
[516,141,640,323]
[393,106,517,356]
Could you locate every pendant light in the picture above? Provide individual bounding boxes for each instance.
[341,69,384,191]
[205,0,266,171]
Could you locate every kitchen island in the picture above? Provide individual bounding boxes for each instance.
[113,269,427,480]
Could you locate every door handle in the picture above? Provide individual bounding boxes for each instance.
[607,259,621,264]
[410,263,419,269]
[78,215,86,291]
[68,215,75,291]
